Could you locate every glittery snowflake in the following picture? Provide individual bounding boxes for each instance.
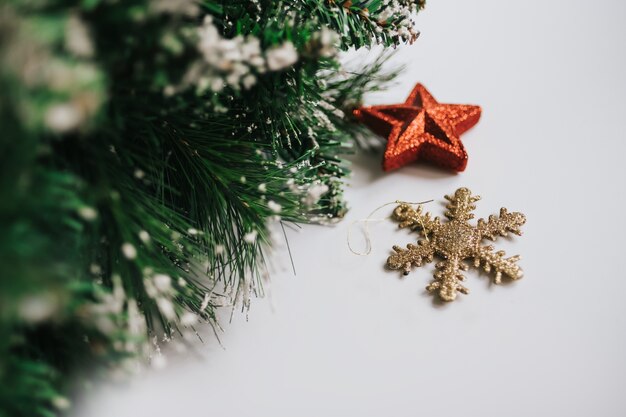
[387,188,526,301]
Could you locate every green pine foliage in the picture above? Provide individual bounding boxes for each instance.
[0,0,424,415]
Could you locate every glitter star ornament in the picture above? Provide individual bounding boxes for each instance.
[353,83,481,171]
[387,188,526,302]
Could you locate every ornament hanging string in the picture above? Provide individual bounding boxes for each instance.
[347,199,433,256]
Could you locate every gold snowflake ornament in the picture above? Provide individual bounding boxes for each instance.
[387,188,526,302]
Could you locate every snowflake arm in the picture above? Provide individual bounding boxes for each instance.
[426,258,469,301]
[473,245,523,284]
[392,203,441,236]
[444,187,480,222]
[387,240,435,275]
[476,207,526,240]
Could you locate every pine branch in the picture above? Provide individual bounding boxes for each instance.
[0,0,425,415]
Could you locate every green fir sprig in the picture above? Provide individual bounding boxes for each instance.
[0,0,424,415]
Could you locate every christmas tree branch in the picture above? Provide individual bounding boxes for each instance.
[0,0,424,415]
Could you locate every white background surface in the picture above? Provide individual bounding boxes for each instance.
[78,1,626,416]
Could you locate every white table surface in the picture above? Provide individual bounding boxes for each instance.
[78,1,626,416]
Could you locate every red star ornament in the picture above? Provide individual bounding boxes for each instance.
[353,83,482,172]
